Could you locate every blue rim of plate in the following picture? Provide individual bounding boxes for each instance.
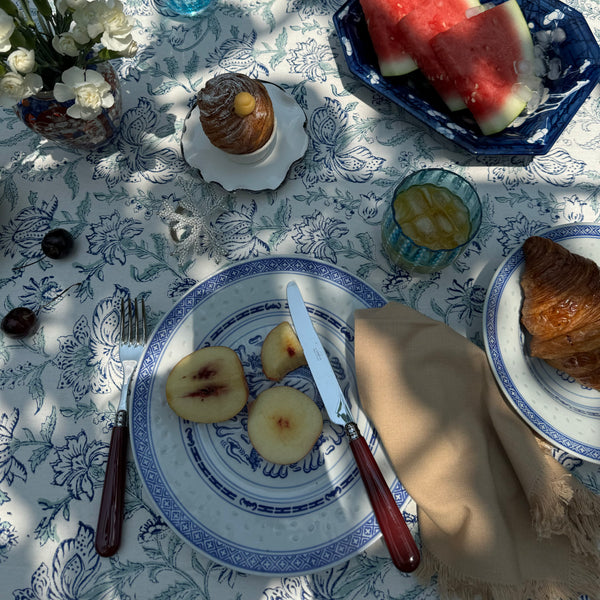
[333,0,600,156]
[129,257,408,574]
[484,223,600,463]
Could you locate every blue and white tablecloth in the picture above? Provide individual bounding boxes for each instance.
[0,0,599,598]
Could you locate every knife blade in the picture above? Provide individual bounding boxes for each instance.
[286,280,420,573]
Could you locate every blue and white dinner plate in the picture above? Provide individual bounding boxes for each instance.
[484,224,600,463]
[129,257,409,575]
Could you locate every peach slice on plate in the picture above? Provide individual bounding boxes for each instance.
[166,346,248,423]
[261,321,307,381]
[248,386,323,464]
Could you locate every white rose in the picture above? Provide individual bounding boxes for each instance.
[0,8,15,53]
[72,1,102,35]
[7,48,36,74]
[52,33,81,57]
[55,0,69,14]
[85,0,135,53]
[53,66,114,120]
[0,72,43,107]
[65,0,91,9]
[70,22,91,44]
[100,1,132,37]
[56,0,93,14]
[101,28,135,53]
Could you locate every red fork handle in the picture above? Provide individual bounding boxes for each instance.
[95,410,127,557]
[345,422,420,572]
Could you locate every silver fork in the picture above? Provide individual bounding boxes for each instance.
[95,296,148,557]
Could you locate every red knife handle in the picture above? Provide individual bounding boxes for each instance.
[345,422,420,572]
[95,410,127,557]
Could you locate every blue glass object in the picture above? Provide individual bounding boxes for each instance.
[333,0,600,155]
[381,169,482,273]
[166,0,212,17]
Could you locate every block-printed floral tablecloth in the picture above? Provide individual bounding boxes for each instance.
[1,0,599,598]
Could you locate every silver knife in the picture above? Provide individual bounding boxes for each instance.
[286,280,420,573]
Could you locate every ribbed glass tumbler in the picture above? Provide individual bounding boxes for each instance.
[381,168,482,273]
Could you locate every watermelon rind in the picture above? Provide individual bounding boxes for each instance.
[380,55,418,78]
[475,0,538,134]
[397,0,481,112]
[359,0,419,77]
[477,85,533,136]
[432,0,540,135]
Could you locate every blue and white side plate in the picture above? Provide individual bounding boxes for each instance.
[484,224,600,463]
[129,257,408,575]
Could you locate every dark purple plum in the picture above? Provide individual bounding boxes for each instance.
[1,307,38,338]
[41,228,74,259]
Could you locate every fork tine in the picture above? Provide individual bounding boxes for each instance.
[141,298,147,343]
[119,295,147,345]
[120,298,126,340]
[134,297,141,345]
[128,297,134,344]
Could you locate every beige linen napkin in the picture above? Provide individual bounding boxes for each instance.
[354,302,600,600]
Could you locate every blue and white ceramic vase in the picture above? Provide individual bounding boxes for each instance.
[14,62,122,151]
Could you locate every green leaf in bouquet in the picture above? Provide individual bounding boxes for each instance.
[9,28,29,49]
[0,0,18,17]
[94,47,125,62]
[19,25,37,47]
[31,0,52,18]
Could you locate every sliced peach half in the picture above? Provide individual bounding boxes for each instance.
[248,386,323,464]
[261,321,307,381]
[166,346,248,423]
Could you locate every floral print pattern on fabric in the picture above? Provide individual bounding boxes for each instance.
[0,0,598,598]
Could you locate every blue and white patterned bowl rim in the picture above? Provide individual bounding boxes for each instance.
[333,0,600,156]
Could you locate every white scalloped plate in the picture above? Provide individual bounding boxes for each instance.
[181,83,308,191]
[129,257,411,575]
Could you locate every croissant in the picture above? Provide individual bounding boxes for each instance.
[520,236,600,391]
[545,350,600,390]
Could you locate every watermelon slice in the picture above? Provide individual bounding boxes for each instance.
[396,0,481,112]
[431,0,540,135]
[358,0,420,77]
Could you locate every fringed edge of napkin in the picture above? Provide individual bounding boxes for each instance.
[416,460,600,600]
[530,469,600,558]
[416,546,600,600]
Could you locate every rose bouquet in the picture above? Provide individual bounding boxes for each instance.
[0,0,136,119]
